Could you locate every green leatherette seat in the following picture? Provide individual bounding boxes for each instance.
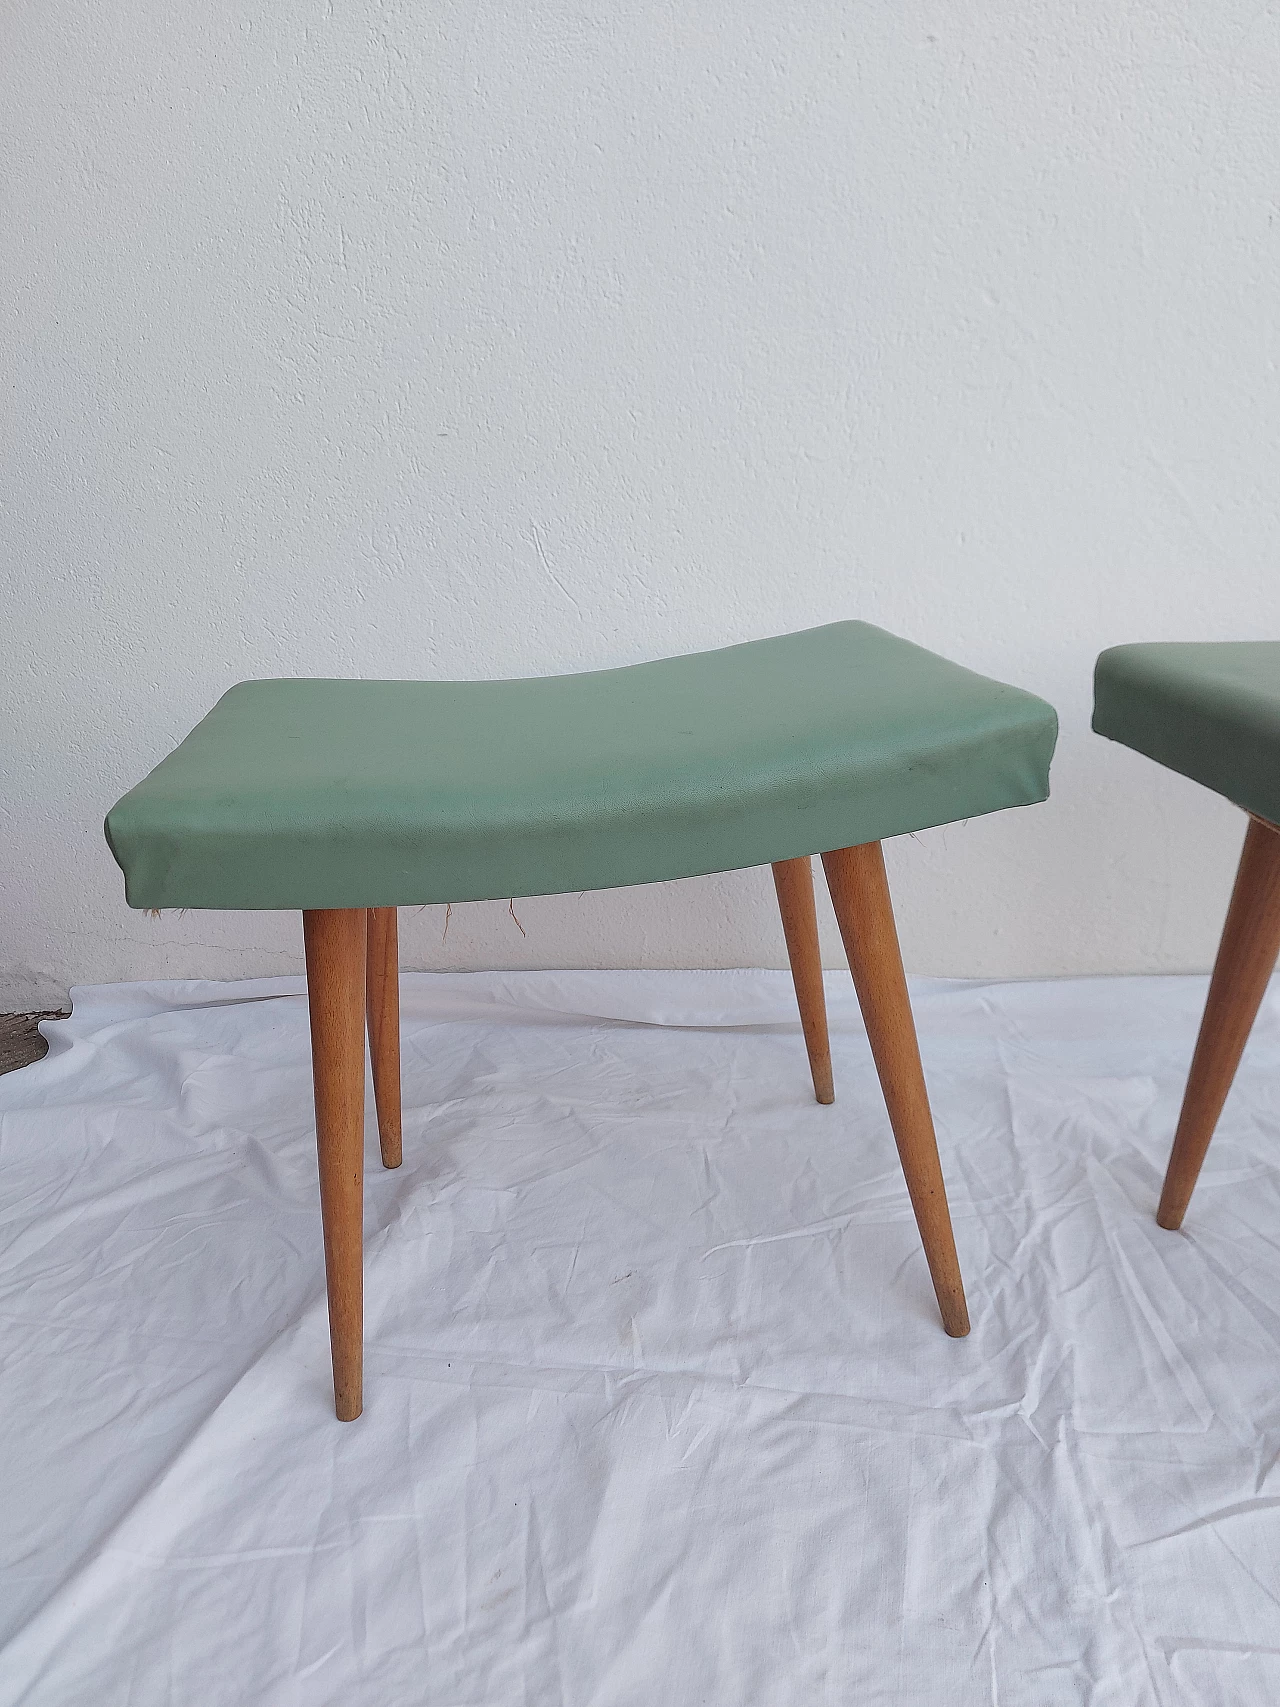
[105,622,1058,911]
[1093,642,1280,825]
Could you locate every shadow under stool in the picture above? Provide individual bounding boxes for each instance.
[107,622,1058,1418]
[1094,641,1280,1230]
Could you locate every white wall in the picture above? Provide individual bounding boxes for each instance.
[3,3,1279,1009]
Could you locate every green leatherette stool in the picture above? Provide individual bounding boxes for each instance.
[1094,642,1280,1231]
[107,622,1058,1418]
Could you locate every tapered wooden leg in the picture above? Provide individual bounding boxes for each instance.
[366,907,403,1169]
[303,908,367,1421]
[1157,816,1280,1231]
[772,857,835,1104]
[821,842,970,1337]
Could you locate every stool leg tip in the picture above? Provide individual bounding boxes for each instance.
[941,1299,971,1338]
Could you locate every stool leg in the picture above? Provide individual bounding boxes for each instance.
[1157,815,1280,1230]
[772,857,835,1104]
[821,843,970,1337]
[366,907,403,1169]
[303,908,367,1421]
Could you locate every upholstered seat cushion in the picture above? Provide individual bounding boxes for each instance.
[105,621,1057,910]
[1093,642,1280,825]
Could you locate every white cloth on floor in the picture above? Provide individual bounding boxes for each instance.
[1,970,1278,1705]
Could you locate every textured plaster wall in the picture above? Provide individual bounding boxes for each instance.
[3,3,1279,1008]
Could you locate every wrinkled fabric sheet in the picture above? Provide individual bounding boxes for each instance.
[1,970,1279,1705]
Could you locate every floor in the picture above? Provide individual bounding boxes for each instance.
[1,970,1278,1705]
[0,1012,64,1076]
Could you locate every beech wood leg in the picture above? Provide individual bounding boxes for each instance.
[366,907,403,1169]
[820,842,970,1337]
[772,857,835,1104]
[1157,815,1280,1231]
[303,908,367,1421]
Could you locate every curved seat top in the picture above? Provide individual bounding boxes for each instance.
[106,621,1057,910]
[1093,641,1280,826]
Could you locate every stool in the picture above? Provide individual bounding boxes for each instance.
[1094,641,1280,1230]
[107,622,1057,1417]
